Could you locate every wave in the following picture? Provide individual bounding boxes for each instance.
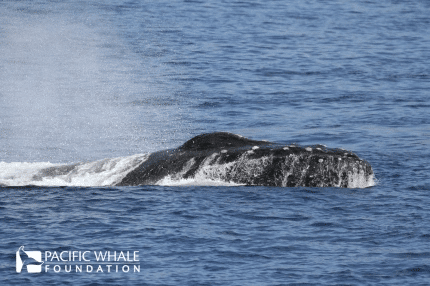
[0,154,147,187]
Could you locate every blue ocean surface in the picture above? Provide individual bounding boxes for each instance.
[1,0,430,285]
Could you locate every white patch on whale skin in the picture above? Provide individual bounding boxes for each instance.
[221,150,228,153]
[305,147,312,152]
[318,159,323,163]
[283,147,289,150]
[252,146,259,150]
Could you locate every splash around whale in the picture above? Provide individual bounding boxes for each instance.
[0,132,375,188]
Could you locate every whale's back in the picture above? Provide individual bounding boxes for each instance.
[179,132,270,151]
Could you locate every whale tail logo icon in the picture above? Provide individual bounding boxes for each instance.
[16,246,43,273]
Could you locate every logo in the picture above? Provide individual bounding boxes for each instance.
[16,246,44,273]
[15,246,140,274]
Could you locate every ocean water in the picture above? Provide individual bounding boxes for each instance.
[1,0,430,285]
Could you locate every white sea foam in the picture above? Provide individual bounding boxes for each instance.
[156,176,244,187]
[347,172,377,189]
[0,154,148,187]
[0,161,57,185]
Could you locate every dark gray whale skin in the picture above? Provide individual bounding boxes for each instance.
[117,132,374,188]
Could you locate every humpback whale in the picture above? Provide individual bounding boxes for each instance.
[117,132,375,188]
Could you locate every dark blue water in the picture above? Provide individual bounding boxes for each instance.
[1,0,430,285]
